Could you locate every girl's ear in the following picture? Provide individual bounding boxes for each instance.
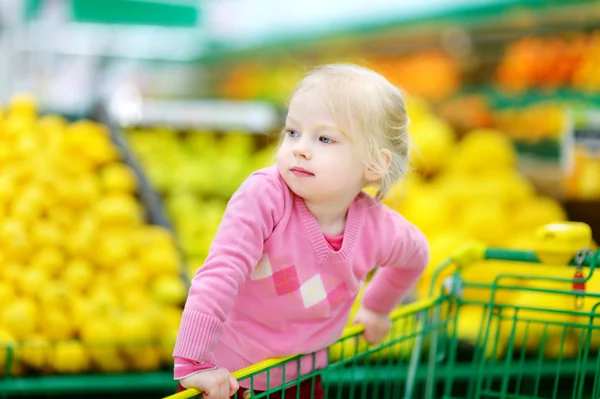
[364,149,392,182]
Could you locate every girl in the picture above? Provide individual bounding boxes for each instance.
[173,64,430,399]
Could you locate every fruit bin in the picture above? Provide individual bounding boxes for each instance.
[0,95,190,398]
[167,222,600,399]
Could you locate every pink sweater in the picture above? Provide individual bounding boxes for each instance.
[173,165,429,390]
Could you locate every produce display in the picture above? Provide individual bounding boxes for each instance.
[495,31,600,94]
[0,94,186,377]
[126,129,278,279]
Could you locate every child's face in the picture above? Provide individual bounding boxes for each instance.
[276,86,368,203]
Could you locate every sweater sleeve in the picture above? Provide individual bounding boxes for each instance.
[361,209,430,314]
[173,170,286,363]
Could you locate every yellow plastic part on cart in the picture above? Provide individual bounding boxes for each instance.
[534,222,592,264]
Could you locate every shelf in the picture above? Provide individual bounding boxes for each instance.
[456,86,600,110]
[195,0,600,65]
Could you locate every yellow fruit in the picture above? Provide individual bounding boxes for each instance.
[95,194,142,227]
[56,175,101,208]
[454,128,517,175]
[100,163,138,193]
[139,245,180,276]
[121,288,152,312]
[46,206,76,231]
[0,175,17,204]
[16,334,52,370]
[512,196,566,232]
[160,328,179,364]
[16,268,47,297]
[462,201,510,246]
[80,314,123,372]
[0,280,15,305]
[51,341,89,374]
[94,232,133,269]
[32,220,64,248]
[113,260,146,291]
[0,262,21,285]
[1,298,38,339]
[410,116,456,176]
[126,346,163,371]
[151,275,187,306]
[134,225,176,251]
[30,246,65,276]
[0,218,32,262]
[41,308,75,340]
[62,258,94,293]
[117,314,156,359]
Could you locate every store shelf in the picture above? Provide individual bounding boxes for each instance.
[195,0,600,64]
[457,86,600,110]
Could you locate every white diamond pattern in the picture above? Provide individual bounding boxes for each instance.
[250,254,273,280]
[300,274,327,308]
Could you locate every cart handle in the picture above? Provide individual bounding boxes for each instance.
[163,298,435,399]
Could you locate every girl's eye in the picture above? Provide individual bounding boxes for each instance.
[319,136,335,144]
[287,130,299,138]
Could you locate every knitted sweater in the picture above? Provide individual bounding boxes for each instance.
[173,165,429,390]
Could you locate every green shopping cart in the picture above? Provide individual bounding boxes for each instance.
[166,222,600,399]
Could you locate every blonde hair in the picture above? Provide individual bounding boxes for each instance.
[286,63,411,201]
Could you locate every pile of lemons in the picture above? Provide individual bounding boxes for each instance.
[0,94,186,376]
[126,128,277,279]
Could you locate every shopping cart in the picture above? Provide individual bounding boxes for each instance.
[165,222,600,399]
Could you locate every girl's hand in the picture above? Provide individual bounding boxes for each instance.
[180,368,239,399]
[352,306,392,345]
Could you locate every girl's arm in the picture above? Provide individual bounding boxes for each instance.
[173,170,286,363]
[361,211,430,314]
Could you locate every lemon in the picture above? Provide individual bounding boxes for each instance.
[139,244,181,277]
[95,194,143,227]
[0,262,21,285]
[51,340,89,374]
[56,174,101,209]
[0,218,32,262]
[126,346,163,372]
[63,258,94,293]
[1,298,37,339]
[160,328,179,364]
[0,280,15,304]
[94,238,132,271]
[30,246,65,277]
[134,225,176,252]
[41,308,75,340]
[113,260,146,291]
[46,206,75,231]
[100,163,138,193]
[32,220,64,248]
[38,282,73,309]
[16,334,52,370]
[15,268,47,297]
[0,175,17,204]
[151,275,187,306]
[117,314,156,359]
[121,288,152,312]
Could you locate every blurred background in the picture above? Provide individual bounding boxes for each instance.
[1,0,600,398]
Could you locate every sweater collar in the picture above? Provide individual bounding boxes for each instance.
[295,193,365,264]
